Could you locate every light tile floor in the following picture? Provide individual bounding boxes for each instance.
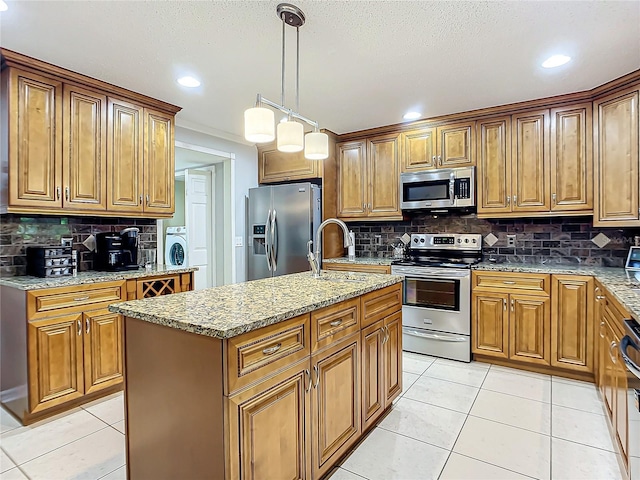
[0,353,627,480]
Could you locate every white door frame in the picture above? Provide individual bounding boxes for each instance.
[158,141,236,285]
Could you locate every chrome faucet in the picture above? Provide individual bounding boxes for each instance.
[308,218,353,278]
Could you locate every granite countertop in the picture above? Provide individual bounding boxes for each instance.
[323,256,395,266]
[474,261,640,321]
[109,270,403,339]
[0,265,198,291]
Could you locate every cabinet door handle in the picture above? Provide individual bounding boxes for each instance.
[596,295,606,301]
[305,369,312,393]
[385,325,390,343]
[262,343,282,355]
[511,299,514,312]
[599,321,605,339]
[552,193,557,204]
[506,196,510,206]
[313,365,320,389]
[65,186,70,201]
[503,281,516,285]
[56,186,61,200]
[609,341,617,363]
[85,318,90,333]
[146,194,150,205]
[437,155,442,166]
[503,298,507,311]
[73,296,90,302]
[139,195,143,205]
[432,155,436,164]
[329,319,343,327]
[513,195,517,204]
[77,319,82,336]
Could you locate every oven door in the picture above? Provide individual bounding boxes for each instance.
[400,270,471,335]
[620,320,640,479]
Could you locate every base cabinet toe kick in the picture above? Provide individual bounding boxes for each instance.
[122,282,403,480]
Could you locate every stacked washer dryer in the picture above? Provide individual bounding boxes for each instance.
[165,226,188,267]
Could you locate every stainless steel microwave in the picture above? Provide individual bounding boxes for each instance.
[400,166,476,210]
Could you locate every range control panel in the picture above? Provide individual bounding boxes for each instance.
[410,233,482,251]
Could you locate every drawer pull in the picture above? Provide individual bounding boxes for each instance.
[596,295,606,301]
[73,296,90,302]
[503,281,516,285]
[85,318,90,334]
[76,319,81,336]
[262,343,282,355]
[329,319,343,327]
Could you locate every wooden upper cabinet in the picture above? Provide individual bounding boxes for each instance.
[107,98,144,213]
[511,109,550,212]
[368,134,400,217]
[477,116,512,214]
[509,294,551,366]
[551,275,594,373]
[258,145,321,184]
[337,141,367,217]
[7,69,63,209]
[400,127,436,172]
[594,88,640,226]
[438,121,475,167]
[28,314,85,413]
[550,104,593,212]
[143,109,174,214]
[63,84,107,211]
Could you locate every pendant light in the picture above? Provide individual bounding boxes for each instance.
[244,3,329,160]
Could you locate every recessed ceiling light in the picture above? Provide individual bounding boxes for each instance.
[403,111,422,120]
[177,76,201,88]
[542,55,571,68]
[0,1,8,11]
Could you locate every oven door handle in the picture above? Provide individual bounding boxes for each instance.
[404,329,467,342]
[619,335,640,380]
[402,272,469,279]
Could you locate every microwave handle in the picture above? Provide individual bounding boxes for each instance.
[449,173,455,205]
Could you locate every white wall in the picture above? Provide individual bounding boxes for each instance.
[174,126,257,283]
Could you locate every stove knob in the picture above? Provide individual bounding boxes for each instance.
[420,238,425,243]
[413,238,419,243]
[465,238,469,243]
[472,238,477,243]
[458,239,462,243]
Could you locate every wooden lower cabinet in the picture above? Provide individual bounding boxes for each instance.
[227,360,311,480]
[472,291,509,359]
[383,312,402,404]
[83,309,124,394]
[509,294,550,366]
[361,320,385,430]
[311,333,361,479]
[28,314,84,413]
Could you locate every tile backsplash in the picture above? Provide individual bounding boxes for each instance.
[346,214,640,268]
[0,215,157,277]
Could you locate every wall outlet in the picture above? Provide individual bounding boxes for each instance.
[506,234,516,247]
[374,235,382,246]
[234,236,243,247]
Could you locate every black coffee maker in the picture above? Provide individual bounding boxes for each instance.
[95,228,140,271]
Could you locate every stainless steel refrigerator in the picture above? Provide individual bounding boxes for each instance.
[248,183,321,280]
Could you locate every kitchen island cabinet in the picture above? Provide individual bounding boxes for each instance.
[109,271,403,480]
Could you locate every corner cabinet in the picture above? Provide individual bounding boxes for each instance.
[337,134,402,221]
[594,87,640,226]
[1,49,180,218]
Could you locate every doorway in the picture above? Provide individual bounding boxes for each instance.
[158,142,235,288]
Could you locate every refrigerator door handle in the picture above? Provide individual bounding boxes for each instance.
[271,209,278,272]
[265,209,272,272]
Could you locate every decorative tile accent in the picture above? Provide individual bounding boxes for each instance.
[591,233,611,249]
[484,233,499,247]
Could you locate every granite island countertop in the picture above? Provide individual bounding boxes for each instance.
[323,256,394,266]
[0,265,198,291]
[473,261,640,321]
[109,270,403,339]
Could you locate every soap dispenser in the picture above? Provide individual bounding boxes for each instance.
[348,231,356,261]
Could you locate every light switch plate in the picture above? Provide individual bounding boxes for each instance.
[235,236,243,247]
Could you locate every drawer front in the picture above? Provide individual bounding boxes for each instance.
[226,314,310,395]
[361,283,402,328]
[312,298,360,352]
[27,281,125,320]
[473,271,549,295]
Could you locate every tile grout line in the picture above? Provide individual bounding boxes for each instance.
[3,425,112,469]
[337,465,370,480]
[95,463,126,480]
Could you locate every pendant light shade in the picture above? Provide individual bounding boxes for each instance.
[304,131,329,160]
[277,120,304,152]
[244,107,275,143]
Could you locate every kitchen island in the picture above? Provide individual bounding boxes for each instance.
[109,270,403,480]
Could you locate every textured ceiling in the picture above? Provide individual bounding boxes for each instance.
[1,1,639,143]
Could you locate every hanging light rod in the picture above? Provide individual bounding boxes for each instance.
[244,3,329,160]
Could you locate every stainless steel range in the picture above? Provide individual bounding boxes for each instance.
[391,233,482,363]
